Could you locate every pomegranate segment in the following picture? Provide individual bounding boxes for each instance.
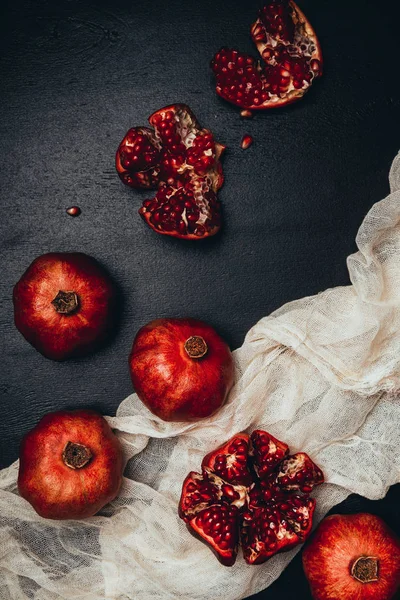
[116,104,225,239]
[250,430,289,479]
[211,0,322,110]
[276,452,324,493]
[179,472,221,521]
[179,430,324,566]
[202,433,253,486]
[188,504,240,566]
[241,505,300,564]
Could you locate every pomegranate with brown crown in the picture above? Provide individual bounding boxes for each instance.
[129,318,234,421]
[303,513,400,600]
[18,409,124,520]
[179,429,324,566]
[13,253,116,361]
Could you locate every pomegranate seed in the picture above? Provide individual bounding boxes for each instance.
[241,135,253,150]
[240,109,253,118]
[66,206,81,217]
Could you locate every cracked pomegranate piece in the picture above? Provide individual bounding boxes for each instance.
[179,430,324,566]
[276,452,324,493]
[211,0,322,110]
[250,429,289,479]
[202,433,253,486]
[188,504,240,566]
[116,104,225,240]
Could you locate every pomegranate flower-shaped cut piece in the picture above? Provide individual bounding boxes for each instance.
[211,0,322,111]
[179,430,324,566]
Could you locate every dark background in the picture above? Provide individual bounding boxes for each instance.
[1,0,400,598]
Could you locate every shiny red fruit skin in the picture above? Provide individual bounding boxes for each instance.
[129,318,234,421]
[18,409,124,520]
[303,513,400,600]
[13,253,116,361]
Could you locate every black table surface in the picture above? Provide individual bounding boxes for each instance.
[1,0,400,598]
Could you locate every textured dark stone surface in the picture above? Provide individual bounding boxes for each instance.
[0,0,399,597]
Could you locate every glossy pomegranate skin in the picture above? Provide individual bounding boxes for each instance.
[129,318,234,421]
[13,253,116,361]
[18,409,124,520]
[211,0,322,110]
[303,513,400,600]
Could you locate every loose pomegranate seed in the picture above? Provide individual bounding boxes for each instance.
[240,109,253,118]
[66,206,81,217]
[241,135,253,150]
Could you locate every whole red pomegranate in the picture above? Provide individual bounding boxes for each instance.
[129,318,234,421]
[13,253,116,360]
[303,513,400,600]
[179,429,324,566]
[18,409,124,520]
[211,0,322,111]
[116,104,225,240]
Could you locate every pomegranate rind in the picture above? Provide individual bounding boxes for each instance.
[211,0,322,110]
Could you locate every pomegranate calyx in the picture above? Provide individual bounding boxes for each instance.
[51,291,79,315]
[350,556,379,583]
[184,336,208,359]
[62,441,93,469]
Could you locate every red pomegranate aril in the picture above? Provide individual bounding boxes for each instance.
[66,206,81,217]
[241,135,253,149]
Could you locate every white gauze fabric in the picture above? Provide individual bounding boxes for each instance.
[1,152,400,600]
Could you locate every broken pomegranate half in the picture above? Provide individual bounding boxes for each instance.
[211,0,322,111]
[179,429,324,566]
[116,104,225,239]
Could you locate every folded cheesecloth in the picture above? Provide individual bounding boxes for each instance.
[1,152,400,600]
